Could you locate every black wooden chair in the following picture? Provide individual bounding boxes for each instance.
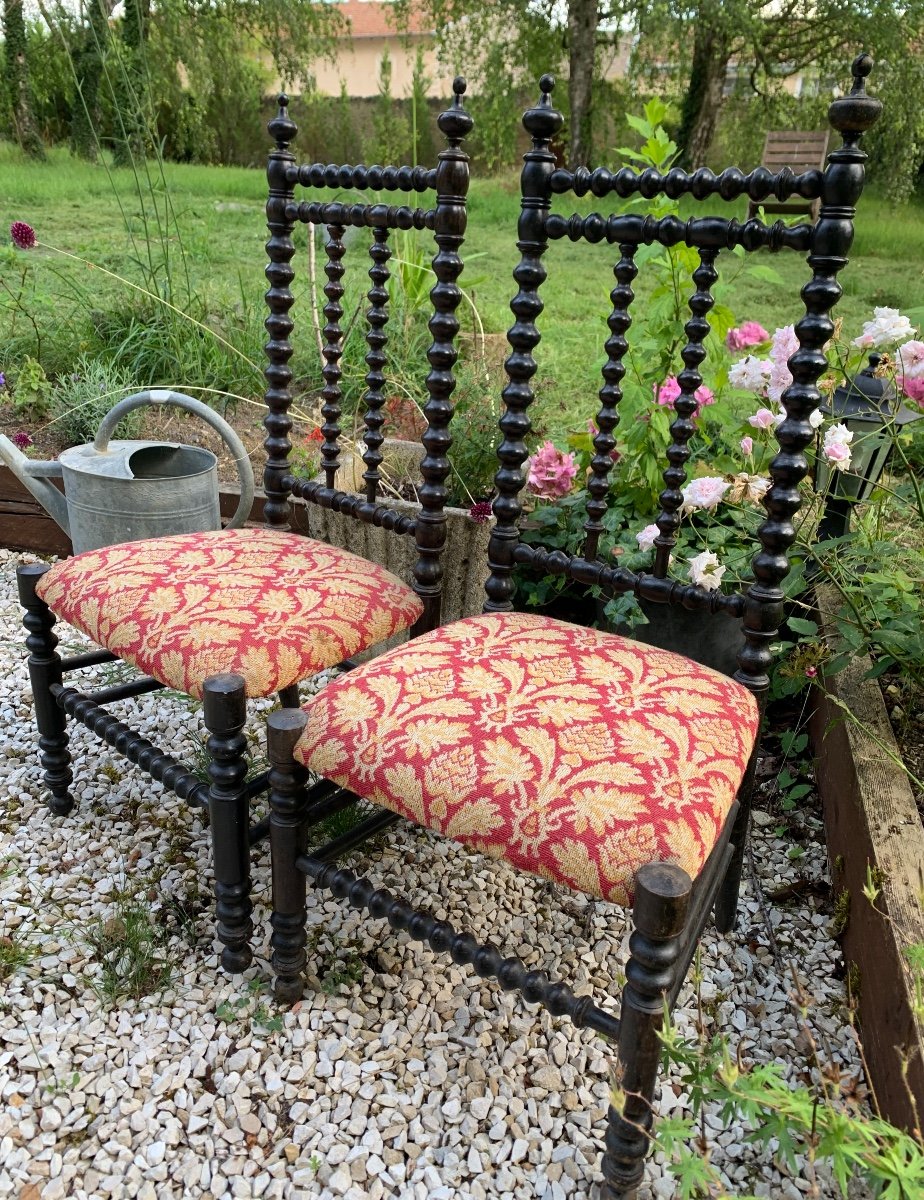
[260,57,880,1196]
[15,80,473,974]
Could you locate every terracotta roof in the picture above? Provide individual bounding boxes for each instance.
[332,1,432,38]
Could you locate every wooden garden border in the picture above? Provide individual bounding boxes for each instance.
[0,466,265,556]
[811,585,924,1131]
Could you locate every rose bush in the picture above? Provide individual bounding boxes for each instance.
[518,304,924,631]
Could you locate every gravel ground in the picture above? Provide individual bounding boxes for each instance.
[0,547,868,1200]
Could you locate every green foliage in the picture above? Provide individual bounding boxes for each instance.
[654,1016,924,1199]
[24,18,74,146]
[215,979,284,1032]
[446,366,501,506]
[471,42,521,174]
[11,355,53,418]
[49,356,144,445]
[0,929,33,981]
[371,49,409,164]
[82,894,173,1004]
[409,48,434,168]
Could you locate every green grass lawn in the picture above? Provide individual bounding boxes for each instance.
[2,140,923,439]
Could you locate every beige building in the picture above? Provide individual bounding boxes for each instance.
[299,1,454,99]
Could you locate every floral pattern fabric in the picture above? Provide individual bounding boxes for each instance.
[37,528,423,699]
[296,612,759,903]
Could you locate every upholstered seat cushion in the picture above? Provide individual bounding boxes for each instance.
[295,612,760,904]
[36,528,423,699]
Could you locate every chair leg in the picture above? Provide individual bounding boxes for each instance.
[203,673,253,974]
[601,862,692,1200]
[277,684,300,709]
[266,708,310,1004]
[17,564,73,817]
[714,804,749,934]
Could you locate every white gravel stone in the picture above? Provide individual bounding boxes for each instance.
[0,548,870,1199]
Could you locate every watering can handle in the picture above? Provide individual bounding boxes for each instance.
[93,390,255,530]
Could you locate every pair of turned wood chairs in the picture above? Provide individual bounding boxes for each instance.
[16,61,880,1197]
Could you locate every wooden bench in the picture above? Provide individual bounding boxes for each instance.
[747,129,830,222]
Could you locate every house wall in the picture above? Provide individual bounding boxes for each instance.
[265,35,453,99]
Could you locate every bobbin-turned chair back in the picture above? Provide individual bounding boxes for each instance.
[262,79,473,635]
[485,58,881,704]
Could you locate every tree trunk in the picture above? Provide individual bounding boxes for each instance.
[3,0,45,159]
[70,0,111,161]
[677,21,732,169]
[567,0,598,167]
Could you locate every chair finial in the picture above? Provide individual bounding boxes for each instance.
[829,52,881,147]
[437,76,473,144]
[523,75,563,143]
[268,93,297,149]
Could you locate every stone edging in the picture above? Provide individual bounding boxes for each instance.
[811,585,924,1130]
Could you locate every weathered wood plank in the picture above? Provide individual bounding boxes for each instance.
[0,466,72,555]
[812,585,924,1132]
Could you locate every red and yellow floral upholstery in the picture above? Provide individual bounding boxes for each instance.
[295,612,759,903]
[36,528,423,700]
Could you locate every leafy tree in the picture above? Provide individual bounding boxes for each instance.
[3,0,46,158]
[634,0,924,187]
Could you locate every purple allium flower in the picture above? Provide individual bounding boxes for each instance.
[468,500,493,524]
[10,221,36,250]
[12,430,33,451]
[0,372,6,390]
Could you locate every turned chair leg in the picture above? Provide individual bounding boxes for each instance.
[203,673,253,974]
[602,862,692,1199]
[17,564,73,817]
[266,708,310,1003]
[714,809,749,934]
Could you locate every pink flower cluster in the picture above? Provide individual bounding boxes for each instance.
[822,424,853,471]
[898,339,924,407]
[727,324,798,405]
[526,441,578,499]
[725,322,769,352]
[853,307,915,350]
[655,376,715,415]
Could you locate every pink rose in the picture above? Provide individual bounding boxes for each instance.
[635,523,660,552]
[655,377,682,407]
[898,340,924,379]
[681,476,730,511]
[902,375,924,406]
[748,408,776,430]
[655,376,714,414]
[740,435,753,456]
[768,325,799,405]
[726,322,769,352]
[824,440,852,467]
[526,441,578,499]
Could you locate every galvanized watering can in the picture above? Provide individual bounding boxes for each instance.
[0,390,255,553]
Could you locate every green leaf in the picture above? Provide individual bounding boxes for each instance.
[787,617,819,636]
[746,264,786,286]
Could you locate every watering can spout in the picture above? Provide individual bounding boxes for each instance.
[0,434,71,536]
